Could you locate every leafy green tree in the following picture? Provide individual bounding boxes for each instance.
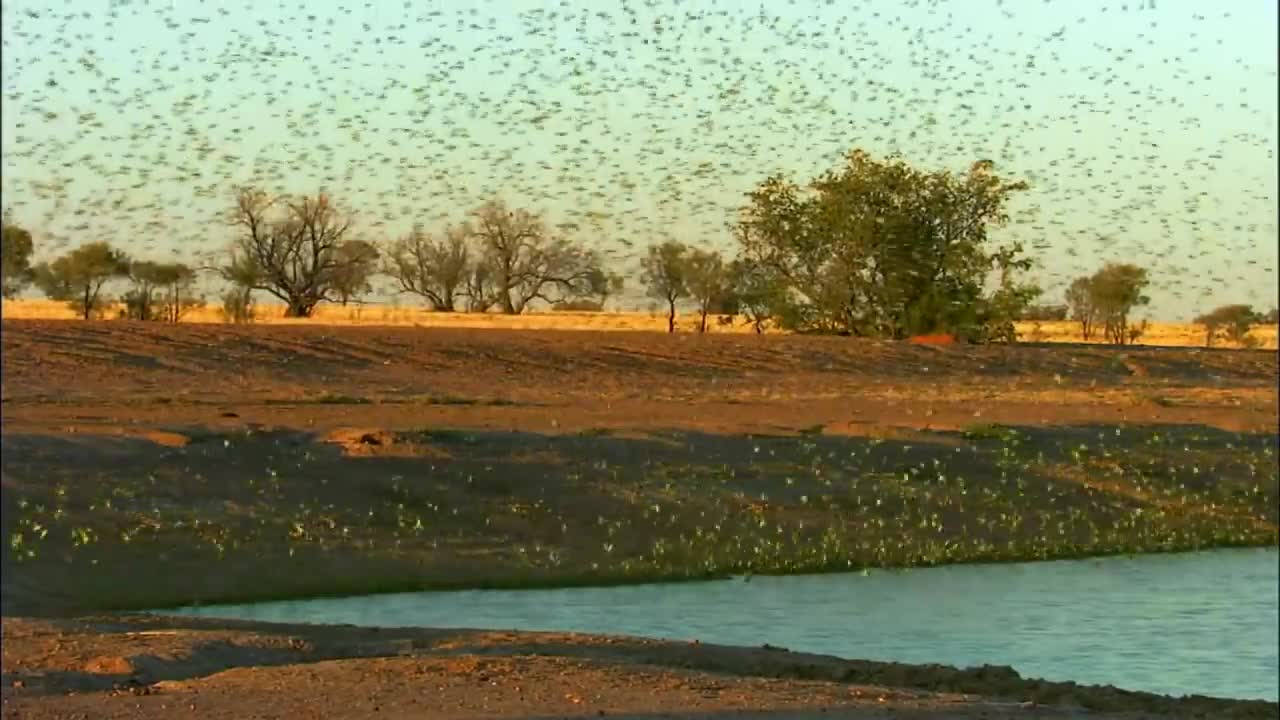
[684,248,728,333]
[123,260,202,322]
[1195,304,1260,348]
[221,188,374,318]
[737,149,1036,340]
[640,241,689,333]
[1064,276,1098,340]
[725,257,785,334]
[1,221,35,299]
[1087,263,1150,345]
[32,242,129,319]
[122,260,164,321]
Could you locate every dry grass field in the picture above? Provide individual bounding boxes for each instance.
[3,297,1277,348]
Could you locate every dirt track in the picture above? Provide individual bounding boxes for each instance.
[2,319,1277,718]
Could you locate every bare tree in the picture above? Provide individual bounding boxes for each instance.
[330,239,380,306]
[385,225,471,311]
[465,263,498,313]
[221,188,373,318]
[468,199,603,314]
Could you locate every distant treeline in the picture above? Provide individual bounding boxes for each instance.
[3,148,1275,346]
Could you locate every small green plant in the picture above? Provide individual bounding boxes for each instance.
[313,392,372,405]
[962,423,1021,443]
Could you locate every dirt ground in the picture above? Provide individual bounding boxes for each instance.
[2,319,1277,718]
[3,615,1277,720]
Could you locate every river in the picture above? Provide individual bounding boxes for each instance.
[163,547,1279,701]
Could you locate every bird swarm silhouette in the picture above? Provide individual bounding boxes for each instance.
[1,1,1275,319]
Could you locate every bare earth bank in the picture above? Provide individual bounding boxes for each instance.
[2,615,1276,720]
[2,321,1277,718]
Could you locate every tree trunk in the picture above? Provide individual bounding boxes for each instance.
[667,301,676,333]
[698,309,708,334]
[286,298,314,318]
[81,285,91,320]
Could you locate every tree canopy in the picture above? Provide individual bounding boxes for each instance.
[736,149,1038,340]
[467,199,604,315]
[641,240,690,334]
[32,241,130,319]
[1,221,35,299]
[1194,303,1260,348]
[221,188,377,318]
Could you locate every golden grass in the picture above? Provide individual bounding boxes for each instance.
[1020,320,1279,350]
[2,298,1276,348]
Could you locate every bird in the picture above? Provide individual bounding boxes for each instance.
[0,0,1273,319]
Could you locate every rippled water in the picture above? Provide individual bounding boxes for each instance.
[166,547,1278,701]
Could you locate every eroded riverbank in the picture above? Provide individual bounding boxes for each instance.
[3,322,1277,717]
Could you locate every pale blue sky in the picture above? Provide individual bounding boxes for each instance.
[2,0,1276,319]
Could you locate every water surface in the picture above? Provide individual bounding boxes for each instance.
[167,547,1279,701]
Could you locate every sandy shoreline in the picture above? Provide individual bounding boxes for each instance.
[3,614,1277,719]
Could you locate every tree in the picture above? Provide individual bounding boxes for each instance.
[220,284,255,324]
[221,188,373,318]
[684,248,728,333]
[464,263,497,313]
[330,239,380,306]
[585,267,626,310]
[1195,304,1260,348]
[123,261,202,322]
[726,258,785,334]
[122,260,164,321]
[1261,308,1279,325]
[155,263,203,323]
[1064,276,1097,341]
[32,242,129,319]
[384,225,471,312]
[736,149,1036,340]
[641,241,690,333]
[1087,263,1150,345]
[2,221,34,299]
[467,199,603,314]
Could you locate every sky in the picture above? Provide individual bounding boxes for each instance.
[1,0,1276,320]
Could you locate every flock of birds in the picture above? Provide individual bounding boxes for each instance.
[1,0,1275,317]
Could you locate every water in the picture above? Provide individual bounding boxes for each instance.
[165,547,1278,701]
